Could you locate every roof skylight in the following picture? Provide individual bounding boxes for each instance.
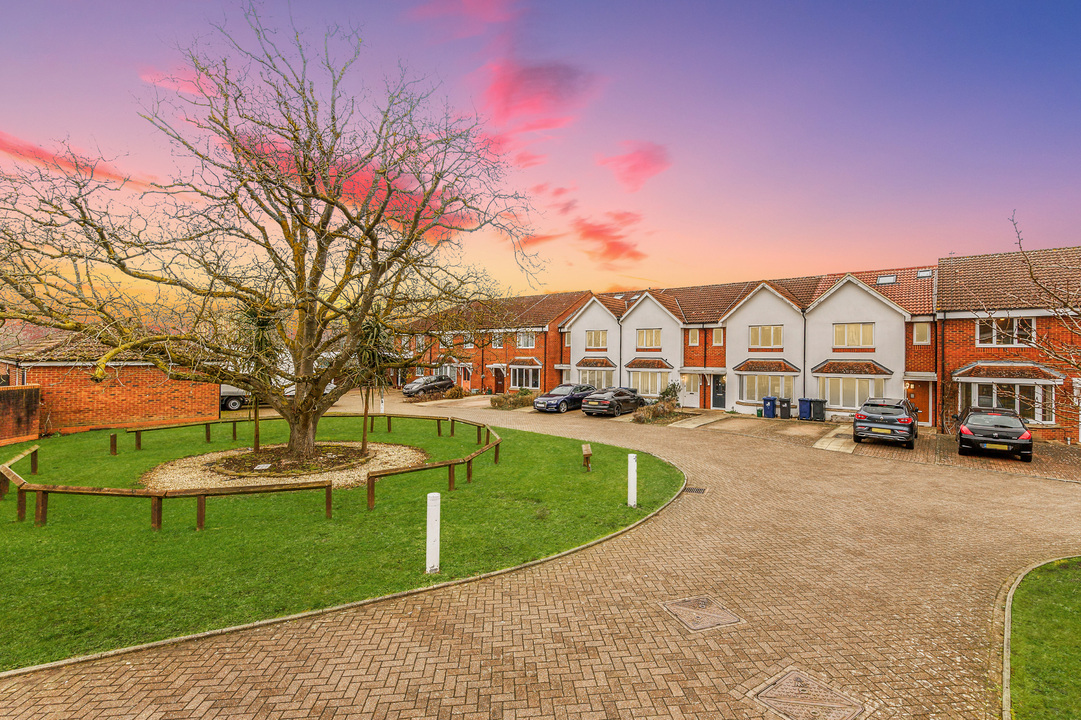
[916,269,933,278]
[876,274,897,285]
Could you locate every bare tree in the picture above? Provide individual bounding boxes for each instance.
[0,6,531,458]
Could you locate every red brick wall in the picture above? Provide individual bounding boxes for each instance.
[682,329,726,408]
[939,317,1079,441]
[17,364,219,433]
[905,322,936,372]
[0,384,40,447]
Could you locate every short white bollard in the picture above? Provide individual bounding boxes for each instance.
[426,492,441,574]
[627,453,637,508]
[380,391,385,414]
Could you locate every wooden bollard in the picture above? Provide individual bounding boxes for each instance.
[450,419,456,436]
[448,463,456,491]
[437,419,442,436]
[205,423,211,443]
[30,448,38,475]
[494,442,500,464]
[467,458,473,483]
[16,488,27,521]
[367,477,375,511]
[151,496,163,530]
[325,485,333,519]
[232,421,237,441]
[110,433,117,456]
[196,495,206,531]
[0,474,7,500]
[476,425,482,444]
[370,415,375,432]
[135,430,142,451]
[387,416,392,432]
[35,490,48,526]
[485,428,491,445]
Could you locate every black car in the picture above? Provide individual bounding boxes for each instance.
[582,387,645,417]
[852,397,919,448]
[954,407,1033,462]
[402,374,455,397]
[533,383,597,413]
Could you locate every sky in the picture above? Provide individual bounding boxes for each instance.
[2,0,1080,295]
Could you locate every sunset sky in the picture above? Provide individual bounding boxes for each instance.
[3,1,1080,295]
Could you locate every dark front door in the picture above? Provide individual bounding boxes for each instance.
[711,374,726,409]
[494,368,505,394]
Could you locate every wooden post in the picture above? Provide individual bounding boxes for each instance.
[467,459,473,483]
[325,485,333,519]
[196,495,206,531]
[254,409,261,452]
[205,423,211,443]
[370,414,376,432]
[476,425,482,444]
[437,419,442,436]
[485,428,491,445]
[16,488,27,521]
[494,442,500,464]
[0,474,7,500]
[448,463,456,491]
[135,430,142,451]
[232,421,237,441]
[31,448,38,474]
[151,496,163,531]
[387,415,392,432]
[367,476,375,511]
[450,419,455,436]
[110,433,117,456]
[35,490,48,526]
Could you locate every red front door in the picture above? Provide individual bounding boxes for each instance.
[905,381,931,424]
[494,368,505,394]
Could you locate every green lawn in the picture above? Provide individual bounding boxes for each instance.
[0,417,681,671]
[1011,557,1081,719]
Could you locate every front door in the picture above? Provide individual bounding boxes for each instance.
[711,374,726,409]
[494,368,505,394]
[905,380,931,424]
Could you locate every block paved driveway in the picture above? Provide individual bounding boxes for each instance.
[3,398,1081,719]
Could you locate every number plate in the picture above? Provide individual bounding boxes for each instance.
[871,428,892,434]
[984,443,1010,451]
[586,401,599,406]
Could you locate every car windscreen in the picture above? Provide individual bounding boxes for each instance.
[547,386,572,396]
[966,413,1025,429]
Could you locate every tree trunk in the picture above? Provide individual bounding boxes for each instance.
[286,410,320,460]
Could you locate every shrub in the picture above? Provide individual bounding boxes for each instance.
[489,389,534,410]
[632,399,679,424]
[444,385,466,400]
[658,381,682,404]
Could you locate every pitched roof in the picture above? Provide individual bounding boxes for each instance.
[811,359,894,376]
[509,356,541,367]
[626,357,674,370]
[951,361,1064,381]
[576,357,615,368]
[936,246,1081,312]
[731,359,801,373]
[0,332,144,363]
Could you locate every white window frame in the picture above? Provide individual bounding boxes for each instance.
[637,328,662,349]
[749,325,783,349]
[510,366,540,389]
[628,370,666,397]
[688,329,699,347]
[579,369,614,389]
[957,379,1055,423]
[833,323,874,348]
[680,373,700,394]
[491,333,503,349]
[976,317,1034,347]
[563,332,570,348]
[712,328,724,346]
[912,322,931,345]
[738,374,794,402]
[818,376,886,410]
[517,332,536,349]
[585,330,608,349]
[464,336,474,349]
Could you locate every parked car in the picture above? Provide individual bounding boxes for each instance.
[402,374,455,397]
[852,397,919,448]
[954,407,1033,462]
[582,387,646,417]
[533,383,597,413]
[219,384,249,411]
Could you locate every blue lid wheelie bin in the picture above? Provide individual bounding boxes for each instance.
[762,396,777,418]
[798,397,812,420]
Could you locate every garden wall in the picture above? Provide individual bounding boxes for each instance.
[0,384,40,447]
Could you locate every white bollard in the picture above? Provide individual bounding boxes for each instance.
[426,492,441,574]
[380,390,385,414]
[627,453,637,508]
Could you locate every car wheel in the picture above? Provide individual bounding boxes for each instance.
[224,397,243,412]
[958,440,970,456]
[613,404,622,417]
[903,439,915,450]
[1020,453,1033,463]
[852,433,862,443]
[558,401,568,413]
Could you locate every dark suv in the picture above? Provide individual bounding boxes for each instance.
[852,397,919,448]
[402,374,455,397]
[954,407,1033,462]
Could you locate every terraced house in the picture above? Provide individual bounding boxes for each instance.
[413,245,1080,442]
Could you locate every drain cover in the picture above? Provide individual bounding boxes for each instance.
[755,670,863,720]
[683,487,707,494]
[662,596,741,631]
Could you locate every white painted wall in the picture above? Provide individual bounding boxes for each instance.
[724,289,806,414]
[621,295,682,395]
[565,300,621,384]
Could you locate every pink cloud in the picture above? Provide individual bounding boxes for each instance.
[483,59,593,127]
[407,0,517,38]
[138,65,215,96]
[597,141,671,192]
[520,232,563,248]
[514,150,546,168]
[0,131,153,188]
[571,211,646,268]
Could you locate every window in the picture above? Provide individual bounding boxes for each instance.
[876,274,896,285]
[491,333,503,349]
[688,329,699,346]
[461,366,472,381]
[585,330,608,349]
[628,370,666,396]
[740,374,793,401]
[511,366,539,389]
[637,328,661,349]
[681,373,700,394]
[749,325,783,348]
[563,333,570,347]
[579,369,614,388]
[960,381,1053,422]
[712,328,724,346]
[977,318,1034,346]
[464,336,474,349]
[917,269,934,279]
[818,377,885,409]
[517,332,536,348]
[833,323,874,348]
[912,322,931,345]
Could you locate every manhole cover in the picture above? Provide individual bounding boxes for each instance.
[683,487,707,494]
[662,596,741,631]
[755,670,863,720]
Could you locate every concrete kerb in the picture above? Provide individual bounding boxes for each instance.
[998,554,1081,720]
[0,449,686,680]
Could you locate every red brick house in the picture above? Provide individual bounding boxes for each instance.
[0,333,221,434]
[936,247,1081,442]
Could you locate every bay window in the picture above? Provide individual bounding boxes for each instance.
[959,381,1054,422]
[818,377,885,409]
[628,370,666,396]
[511,366,540,389]
[579,369,613,388]
[740,374,793,401]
